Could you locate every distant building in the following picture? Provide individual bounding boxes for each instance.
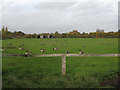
[96,29,104,33]
[37,35,45,39]
[37,35,52,39]
[40,35,44,39]
[48,35,52,38]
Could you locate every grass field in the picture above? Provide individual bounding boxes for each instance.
[3,57,118,88]
[2,38,118,88]
[2,38,118,54]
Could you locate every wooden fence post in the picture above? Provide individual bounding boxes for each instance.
[62,55,66,75]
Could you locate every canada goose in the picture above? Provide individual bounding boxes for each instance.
[25,51,32,55]
[0,47,5,51]
[66,50,69,54]
[18,46,21,49]
[53,48,58,50]
[79,50,84,54]
[18,46,24,50]
[41,48,46,52]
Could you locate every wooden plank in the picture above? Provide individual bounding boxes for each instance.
[66,54,120,57]
[1,54,120,57]
[62,55,66,75]
[34,54,64,57]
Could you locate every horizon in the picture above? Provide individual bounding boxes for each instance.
[1,26,118,34]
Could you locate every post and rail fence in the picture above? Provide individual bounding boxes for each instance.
[1,53,120,75]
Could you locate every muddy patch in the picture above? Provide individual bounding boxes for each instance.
[100,76,120,88]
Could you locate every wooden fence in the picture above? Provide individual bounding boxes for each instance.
[1,54,120,75]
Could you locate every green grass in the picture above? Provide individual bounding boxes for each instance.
[67,57,118,76]
[2,38,118,88]
[2,38,118,54]
[2,56,118,88]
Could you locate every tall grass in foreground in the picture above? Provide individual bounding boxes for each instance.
[2,57,118,88]
[3,71,118,88]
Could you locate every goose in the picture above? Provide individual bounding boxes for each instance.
[66,50,69,54]
[19,46,24,50]
[41,48,46,52]
[0,47,5,51]
[18,46,21,49]
[25,51,32,55]
[53,48,58,50]
[79,50,84,54]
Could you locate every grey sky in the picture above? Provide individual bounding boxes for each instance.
[0,0,118,34]
[119,1,120,29]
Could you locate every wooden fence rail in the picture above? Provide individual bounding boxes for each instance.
[2,54,120,57]
[1,54,120,75]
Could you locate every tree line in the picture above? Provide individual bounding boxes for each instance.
[0,26,120,39]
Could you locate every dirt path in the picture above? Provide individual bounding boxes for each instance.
[1,54,120,57]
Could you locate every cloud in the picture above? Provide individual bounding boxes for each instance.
[118,1,120,29]
[1,1,118,33]
[34,2,77,10]
[0,6,2,29]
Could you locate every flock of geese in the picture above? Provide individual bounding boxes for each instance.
[1,43,84,55]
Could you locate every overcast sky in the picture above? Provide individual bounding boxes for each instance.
[0,0,119,34]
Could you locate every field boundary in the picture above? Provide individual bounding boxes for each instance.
[1,54,120,57]
[1,53,119,75]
